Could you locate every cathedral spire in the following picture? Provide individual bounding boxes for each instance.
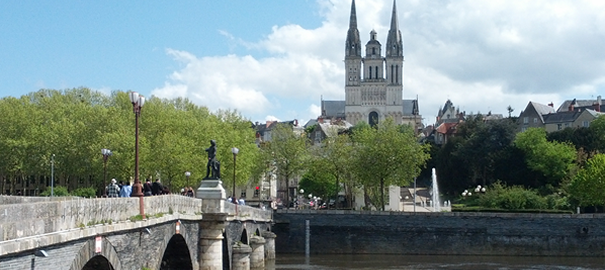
[345,0,361,57]
[386,0,403,57]
[349,0,357,29]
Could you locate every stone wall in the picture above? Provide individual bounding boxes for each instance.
[0,220,200,270]
[0,195,202,242]
[274,210,605,256]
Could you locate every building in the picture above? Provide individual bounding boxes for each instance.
[321,0,421,130]
[518,98,604,132]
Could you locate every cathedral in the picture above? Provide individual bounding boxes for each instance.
[321,0,421,128]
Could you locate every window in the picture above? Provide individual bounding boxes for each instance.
[523,117,528,124]
[240,191,246,198]
[583,121,590,127]
[533,118,538,123]
[564,123,569,127]
[521,127,528,132]
[557,124,562,130]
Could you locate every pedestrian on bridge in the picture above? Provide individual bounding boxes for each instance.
[106,179,120,198]
[119,181,132,197]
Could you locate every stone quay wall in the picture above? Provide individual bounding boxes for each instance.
[274,210,605,257]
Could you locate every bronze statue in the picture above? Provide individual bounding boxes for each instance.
[205,140,221,179]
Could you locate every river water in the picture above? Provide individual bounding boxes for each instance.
[265,254,605,270]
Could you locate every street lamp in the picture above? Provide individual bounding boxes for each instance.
[185,171,191,187]
[101,148,112,197]
[299,189,304,209]
[51,154,55,197]
[129,91,146,219]
[231,147,239,198]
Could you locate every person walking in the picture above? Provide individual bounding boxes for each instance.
[143,179,153,196]
[119,181,132,197]
[152,178,163,195]
[106,179,120,198]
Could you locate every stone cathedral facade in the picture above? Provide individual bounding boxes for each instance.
[321,0,422,128]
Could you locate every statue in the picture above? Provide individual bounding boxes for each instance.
[205,140,221,179]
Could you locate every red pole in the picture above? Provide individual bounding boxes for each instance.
[132,103,145,219]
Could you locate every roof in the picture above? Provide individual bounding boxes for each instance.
[317,121,353,137]
[557,99,599,112]
[402,99,419,116]
[544,109,604,124]
[321,100,346,119]
[543,111,583,124]
[435,122,459,135]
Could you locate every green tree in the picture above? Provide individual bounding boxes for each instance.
[514,128,576,188]
[568,154,605,211]
[351,119,429,210]
[265,124,309,206]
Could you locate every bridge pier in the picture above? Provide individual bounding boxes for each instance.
[199,215,227,270]
[231,243,252,270]
[249,235,266,269]
[261,231,277,260]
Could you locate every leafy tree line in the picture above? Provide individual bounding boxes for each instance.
[0,88,259,196]
[431,114,605,212]
[282,119,430,211]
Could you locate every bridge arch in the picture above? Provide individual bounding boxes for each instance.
[160,234,193,270]
[156,221,194,270]
[69,237,121,270]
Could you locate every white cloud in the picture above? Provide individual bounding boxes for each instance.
[153,0,605,125]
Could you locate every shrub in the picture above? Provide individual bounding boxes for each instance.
[72,187,97,198]
[476,181,547,210]
[40,185,70,197]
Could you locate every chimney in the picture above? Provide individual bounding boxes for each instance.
[569,103,574,112]
[548,102,553,107]
[318,117,323,124]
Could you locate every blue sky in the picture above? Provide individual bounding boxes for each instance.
[2,0,605,125]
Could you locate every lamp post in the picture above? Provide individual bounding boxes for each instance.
[185,171,191,187]
[51,154,55,197]
[299,189,304,209]
[101,148,112,197]
[231,147,239,198]
[129,91,146,219]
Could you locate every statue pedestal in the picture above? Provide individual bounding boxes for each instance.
[197,178,226,214]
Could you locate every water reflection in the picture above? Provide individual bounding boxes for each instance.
[267,254,605,270]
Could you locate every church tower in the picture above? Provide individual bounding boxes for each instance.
[344,0,405,126]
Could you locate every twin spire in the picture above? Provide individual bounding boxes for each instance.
[346,0,403,58]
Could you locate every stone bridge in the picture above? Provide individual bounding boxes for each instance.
[0,180,275,270]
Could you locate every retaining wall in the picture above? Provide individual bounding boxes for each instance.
[274,210,605,257]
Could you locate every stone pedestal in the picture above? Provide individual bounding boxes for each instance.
[249,235,266,269]
[232,243,252,270]
[261,231,277,260]
[196,179,226,214]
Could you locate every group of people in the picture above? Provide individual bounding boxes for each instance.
[143,178,169,196]
[106,178,132,198]
[227,196,245,205]
[181,187,195,197]
[106,178,169,197]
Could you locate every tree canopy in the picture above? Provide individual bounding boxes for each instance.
[0,88,258,196]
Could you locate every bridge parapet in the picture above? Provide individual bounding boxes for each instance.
[0,195,202,243]
[224,203,272,222]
